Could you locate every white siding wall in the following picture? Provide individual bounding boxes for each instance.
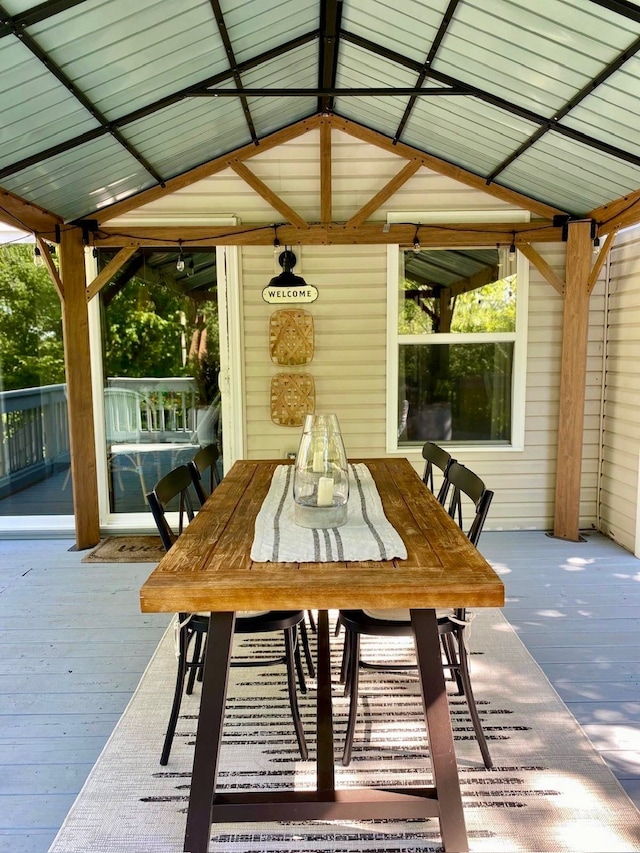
[599,225,640,552]
[106,124,605,532]
[243,243,388,460]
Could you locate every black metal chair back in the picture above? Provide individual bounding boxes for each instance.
[445,461,493,546]
[422,441,456,504]
[146,464,195,552]
[145,462,310,766]
[188,443,220,507]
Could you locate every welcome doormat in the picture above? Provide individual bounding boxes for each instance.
[48,610,640,852]
[82,535,165,563]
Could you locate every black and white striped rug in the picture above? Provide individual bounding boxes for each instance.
[49,611,640,852]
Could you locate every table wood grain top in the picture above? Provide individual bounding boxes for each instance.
[139,458,504,614]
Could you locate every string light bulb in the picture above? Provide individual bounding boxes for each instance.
[176,243,185,272]
[413,226,421,253]
[187,258,195,277]
[593,236,601,255]
[33,245,44,267]
[508,233,517,272]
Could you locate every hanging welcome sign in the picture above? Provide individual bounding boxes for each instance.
[262,283,318,304]
[262,248,318,304]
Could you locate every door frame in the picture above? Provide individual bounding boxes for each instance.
[89,221,244,532]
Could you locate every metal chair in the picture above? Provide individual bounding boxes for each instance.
[187,443,221,505]
[337,461,494,768]
[106,387,193,500]
[422,440,456,504]
[146,464,309,765]
[187,447,317,681]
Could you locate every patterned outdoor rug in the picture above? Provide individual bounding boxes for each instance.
[81,535,165,563]
[49,611,640,853]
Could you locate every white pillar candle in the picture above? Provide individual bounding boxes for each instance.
[317,476,334,506]
[312,449,324,472]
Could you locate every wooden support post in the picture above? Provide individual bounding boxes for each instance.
[553,220,592,541]
[59,227,100,549]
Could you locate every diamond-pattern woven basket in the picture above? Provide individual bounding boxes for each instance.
[269,309,314,365]
[270,373,315,426]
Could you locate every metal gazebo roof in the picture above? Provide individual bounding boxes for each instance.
[2,0,640,229]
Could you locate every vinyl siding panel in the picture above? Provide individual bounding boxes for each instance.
[105,125,606,532]
[599,225,640,552]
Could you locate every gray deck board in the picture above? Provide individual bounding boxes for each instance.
[0,531,638,853]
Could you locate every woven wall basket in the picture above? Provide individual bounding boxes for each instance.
[270,373,315,427]
[269,309,314,365]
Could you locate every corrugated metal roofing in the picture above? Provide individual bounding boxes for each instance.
[2,0,640,224]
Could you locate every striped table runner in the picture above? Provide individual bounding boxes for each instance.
[250,463,408,563]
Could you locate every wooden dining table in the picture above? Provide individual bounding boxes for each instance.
[140,457,504,853]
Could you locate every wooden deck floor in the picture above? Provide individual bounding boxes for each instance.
[0,531,638,852]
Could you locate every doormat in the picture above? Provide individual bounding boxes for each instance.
[82,535,165,563]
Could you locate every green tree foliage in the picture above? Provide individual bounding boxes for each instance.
[398,252,517,443]
[400,277,516,335]
[0,245,64,391]
[103,280,190,378]
[102,277,220,403]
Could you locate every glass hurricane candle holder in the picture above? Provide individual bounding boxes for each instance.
[293,413,349,528]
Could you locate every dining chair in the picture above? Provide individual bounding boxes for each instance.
[187,446,317,680]
[422,440,456,504]
[146,464,309,765]
[337,461,494,768]
[187,442,221,505]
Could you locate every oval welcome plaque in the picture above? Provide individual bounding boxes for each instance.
[262,284,318,304]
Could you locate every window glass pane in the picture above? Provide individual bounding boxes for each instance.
[99,249,220,514]
[0,244,72,516]
[398,342,513,444]
[400,247,516,334]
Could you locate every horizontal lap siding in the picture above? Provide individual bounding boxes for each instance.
[599,226,640,552]
[243,244,388,460]
[109,126,604,533]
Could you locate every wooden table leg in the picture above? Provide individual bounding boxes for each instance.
[411,609,468,853]
[316,610,335,793]
[184,611,235,853]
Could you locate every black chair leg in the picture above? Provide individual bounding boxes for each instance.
[292,629,307,694]
[160,625,190,766]
[185,630,204,695]
[299,620,315,678]
[342,631,360,766]
[306,610,317,632]
[456,630,492,769]
[441,631,464,693]
[340,627,351,691]
[284,627,308,760]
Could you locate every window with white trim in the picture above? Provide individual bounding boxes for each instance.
[386,233,528,453]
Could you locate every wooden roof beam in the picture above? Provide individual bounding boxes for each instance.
[590,189,640,235]
[229,161,309,229]
[35,236,64,300]
[518,243,565,295]
[332,116,565,220]
[320,117,332,224]
[345,159,422,229]
[93,221,562,248]
[96,117,321,224]
[86,246,138,301]
[0,187,62,236]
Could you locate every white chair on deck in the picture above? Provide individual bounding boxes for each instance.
[105,388,195,498]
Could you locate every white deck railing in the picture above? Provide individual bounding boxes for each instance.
[0,384,69,497]
[0,377,203,499]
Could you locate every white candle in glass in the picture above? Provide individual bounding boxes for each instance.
[313,449,324,472]
[317,476,334,506]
